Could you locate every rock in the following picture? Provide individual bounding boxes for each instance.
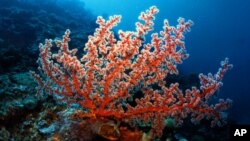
[23,96,38,110]
[0,127,10,141]
[10,72,36,87]
[164,118,176,129]
[39,123,57,135]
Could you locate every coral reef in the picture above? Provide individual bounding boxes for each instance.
[31,6,233,139]
[0,0,96,73]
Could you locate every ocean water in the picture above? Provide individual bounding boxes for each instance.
[0,0,250,140]
[84,0,250,124]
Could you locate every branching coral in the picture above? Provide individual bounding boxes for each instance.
[31,6,233,137]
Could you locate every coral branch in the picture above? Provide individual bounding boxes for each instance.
[32,6,232,138]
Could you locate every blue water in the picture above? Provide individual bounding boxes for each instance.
[1,0,249,124]
[83,0,250,124]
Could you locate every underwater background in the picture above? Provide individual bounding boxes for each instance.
[84,0,250,124]
[86,0,250,124]
[0,0,250,140]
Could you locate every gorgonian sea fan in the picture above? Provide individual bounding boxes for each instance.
[31,6,233,137]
